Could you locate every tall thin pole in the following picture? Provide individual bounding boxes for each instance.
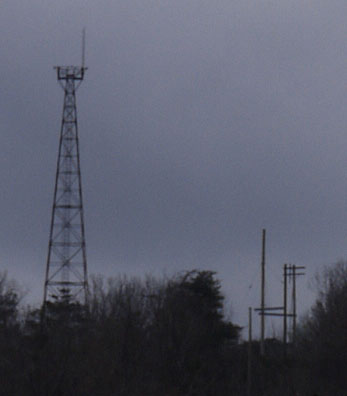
[289,265,306,344]
[247,307,252,396]
[283,264,288,356]
[292,265,297,344]
[260,228,266,356]
[82,28,86,68]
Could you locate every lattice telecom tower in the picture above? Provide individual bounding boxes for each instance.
[43,65,88,305]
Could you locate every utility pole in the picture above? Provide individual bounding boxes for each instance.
[43,62,89,307]
[260,228,266,356]
[288,265,305,344]
[255,261,305,359]
[256,263,298,358]
[292,265,296,343]
[283,264,288,355]
[247,307,252,396]
[256,230,286,357]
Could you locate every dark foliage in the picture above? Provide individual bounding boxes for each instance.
[295,261,347,394]
[1,263,347,395]
[0,270,241,395]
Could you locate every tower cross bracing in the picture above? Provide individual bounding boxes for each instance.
[43,66,88,304]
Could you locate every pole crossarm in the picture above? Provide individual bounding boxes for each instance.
[258,313,296,317]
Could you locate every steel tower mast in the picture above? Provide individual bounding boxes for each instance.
[43,65,88,305]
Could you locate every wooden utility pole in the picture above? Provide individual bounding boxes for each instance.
[292,265,296,343]
[247,307,252,396]
[289,265,305,345]
[256,261,304,358]
[260,229,266,356]
[283,264,288,356]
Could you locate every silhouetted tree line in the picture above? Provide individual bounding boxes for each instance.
[0,264,347,395]
[244,261,347,396]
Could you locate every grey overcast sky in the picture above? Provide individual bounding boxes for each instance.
[0,0,347,337]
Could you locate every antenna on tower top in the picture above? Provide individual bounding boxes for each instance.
[82,28,86,68]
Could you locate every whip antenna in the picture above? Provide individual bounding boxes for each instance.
[82,28,86,68]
